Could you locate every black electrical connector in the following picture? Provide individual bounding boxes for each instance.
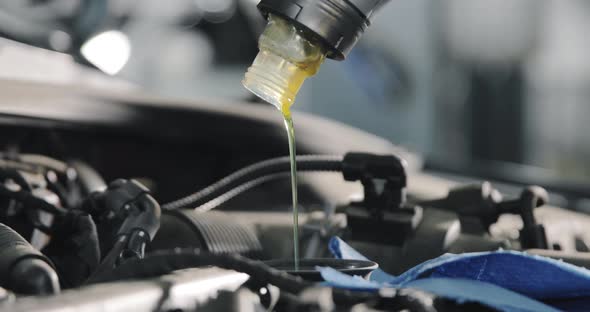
[418,182,503,233]
[342,152,407,210]
[420,183,549,249]
[497,186,549,249]
[82,179,161,281]
[339,153,422,245]
[83,179,161,255]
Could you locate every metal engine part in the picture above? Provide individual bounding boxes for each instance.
[3,267,252,312]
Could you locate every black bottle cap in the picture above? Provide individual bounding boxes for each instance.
[257,0,385,60]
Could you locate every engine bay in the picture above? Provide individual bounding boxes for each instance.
[1,84,590,311]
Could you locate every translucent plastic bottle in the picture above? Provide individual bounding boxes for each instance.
[242,14,327,115]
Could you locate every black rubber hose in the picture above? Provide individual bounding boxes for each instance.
[88,248,376,305]
[162,155,343,210]
[0,184,66,215]
[0,170,60,233]
[89,248,310,293]
[193,173,289,213]
[0,168,32,192]
[0,223,60,295]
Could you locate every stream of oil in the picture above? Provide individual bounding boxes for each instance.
[281,107,299,271]
[277,54,323,271]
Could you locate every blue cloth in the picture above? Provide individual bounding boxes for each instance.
[319,237,590,312]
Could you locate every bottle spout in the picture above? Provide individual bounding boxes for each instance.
[242,14,326,112]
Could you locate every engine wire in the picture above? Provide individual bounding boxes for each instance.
[162,155,343,211]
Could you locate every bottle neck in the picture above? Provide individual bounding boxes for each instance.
[242,14,326,112]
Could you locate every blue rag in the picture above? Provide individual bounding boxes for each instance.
[319,237,590,312]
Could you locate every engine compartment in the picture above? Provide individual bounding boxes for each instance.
[1,82,590,311]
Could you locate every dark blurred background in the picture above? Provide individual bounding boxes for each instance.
[1,0,589,205]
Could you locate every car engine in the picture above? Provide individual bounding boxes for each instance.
[0,83,590,312]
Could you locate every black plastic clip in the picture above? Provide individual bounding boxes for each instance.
[497,186,549,249]
[340,153,422,245]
